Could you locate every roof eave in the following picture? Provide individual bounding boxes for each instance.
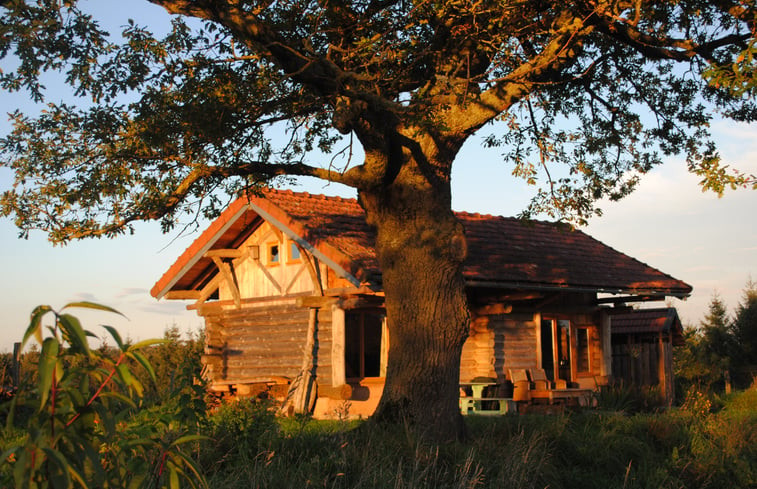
[464,279,691,300]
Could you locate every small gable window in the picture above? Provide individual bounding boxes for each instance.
[268,243,280,265]
[288,241,302,263]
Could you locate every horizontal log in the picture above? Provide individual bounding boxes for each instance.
[204,303,303,319]
[297,296,339,308]
[317,383,353,400]
[224,367,300,380]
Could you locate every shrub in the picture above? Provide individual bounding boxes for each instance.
[0,302,207,489]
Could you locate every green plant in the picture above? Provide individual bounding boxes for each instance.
[592,381,665,414]
[0,302,207,489]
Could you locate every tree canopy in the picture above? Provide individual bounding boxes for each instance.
[1,0,756,242]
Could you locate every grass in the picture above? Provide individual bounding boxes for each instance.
[2,386,755,488]
[194,387,757,489]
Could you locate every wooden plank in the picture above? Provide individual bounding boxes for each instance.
[212,256,241,308]
[297,296,340,308]
[204,249,244,259]
[164,290,201,300]
[284,264,308,295]
[331,305,346,386]
[252,256,282,293]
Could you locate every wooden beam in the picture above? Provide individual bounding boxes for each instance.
[164,290,201,300]
[196,275,221,305]
[252,257,282,293]
[204,249,244,259]
[338,295,385,310]
[331,305,346,386]
[211,257,241,308]
[295,242,324,296]
[297,296,339,308]
[595,294,667,304]
[284,263,307,294]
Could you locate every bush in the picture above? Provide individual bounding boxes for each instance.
[0,302,207,489]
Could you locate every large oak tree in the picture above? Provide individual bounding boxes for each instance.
[2,0,756,440]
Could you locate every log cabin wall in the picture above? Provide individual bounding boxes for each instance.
[460,308,606,389]
[201,301,334,386]
[201,221,338,389]
[460,313,539,384]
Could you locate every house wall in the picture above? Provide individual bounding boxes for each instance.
[201,300,333,386]
[217,221,327,301]
[460,312,539,384]
[461,310,605,389]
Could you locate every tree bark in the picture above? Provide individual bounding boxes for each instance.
[357,146,470,442]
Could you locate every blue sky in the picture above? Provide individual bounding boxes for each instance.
[1,2,756,351]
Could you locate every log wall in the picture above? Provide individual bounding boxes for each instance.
[202,301,333,385]
[460,313,538,383]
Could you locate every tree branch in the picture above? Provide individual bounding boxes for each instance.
[589,11,752,62]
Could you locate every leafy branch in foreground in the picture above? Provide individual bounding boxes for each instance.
[0,302,207,489]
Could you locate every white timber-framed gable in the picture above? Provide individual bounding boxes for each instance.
[215,221,329,302]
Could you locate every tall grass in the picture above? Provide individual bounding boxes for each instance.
[197,388,757,489]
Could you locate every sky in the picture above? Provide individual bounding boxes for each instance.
[1,3,756,352]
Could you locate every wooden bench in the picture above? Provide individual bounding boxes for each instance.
[528,369,593,406]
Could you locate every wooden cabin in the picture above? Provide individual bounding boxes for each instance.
[608,308,684,405]
[151,189,692,417]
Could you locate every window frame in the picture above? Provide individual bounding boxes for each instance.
[266,242,281,266]
[344,310,386,381]
[287,240,302,264]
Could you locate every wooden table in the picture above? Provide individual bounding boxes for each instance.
[459,381,514,415]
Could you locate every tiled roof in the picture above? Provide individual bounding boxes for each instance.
[151,188,692,299]
[609,308,684,344]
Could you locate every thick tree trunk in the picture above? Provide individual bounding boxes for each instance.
[359,166,470,442]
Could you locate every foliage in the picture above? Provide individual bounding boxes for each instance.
[592,381,665,414]
[0,302,207,489]
[676,281,757,394]
[1,1,756,239]
[191,389,757,488]
[732,279,757,384]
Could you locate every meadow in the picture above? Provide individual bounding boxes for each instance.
[1,310,755,489]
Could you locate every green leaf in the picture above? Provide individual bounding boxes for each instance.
[98,391,137,409]
[115,363,141,396]
[62,301,126,319]
[170,434,209,447]
[127,338,168,351]
[102,324,125,350]
[40,447,71,489]
[169,466,180,489]
[57,313,91,356]
[22,305,52,348]
[37,337,60,412]
[128,350,157,382]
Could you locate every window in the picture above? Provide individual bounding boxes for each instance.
[267,243,280,265]
[540,318,572,383]
[345,311,385,379]
[288,241,302,263]
[576,327,591,373]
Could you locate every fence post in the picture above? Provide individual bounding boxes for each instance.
[12,342,21,388]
